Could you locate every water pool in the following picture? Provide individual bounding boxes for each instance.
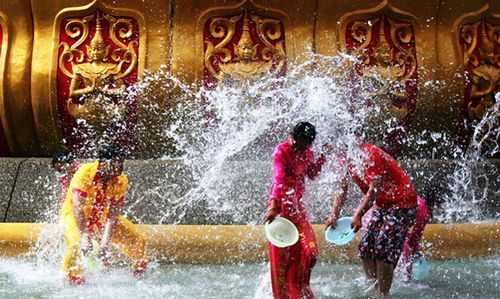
[0,258,498,298]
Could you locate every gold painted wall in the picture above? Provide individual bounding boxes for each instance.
[0,0,496,157]
[0,0,38,156]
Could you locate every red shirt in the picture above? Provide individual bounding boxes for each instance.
[349,144,417,209]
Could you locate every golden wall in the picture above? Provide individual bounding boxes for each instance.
[0,0,497,157]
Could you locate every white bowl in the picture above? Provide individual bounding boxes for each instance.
[265,216,299,248]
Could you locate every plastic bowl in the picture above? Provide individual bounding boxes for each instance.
[412,257,429,280]
[325,217,355,245]
[83,239,103,272]
[265,216,299,248]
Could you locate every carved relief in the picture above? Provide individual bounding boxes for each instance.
[204,11,286,86]
[460,19,499,121]
[347,15,418,121]
[342,11,419,155]
[57,9,140,154]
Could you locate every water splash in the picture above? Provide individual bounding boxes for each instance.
[435,96,499,223]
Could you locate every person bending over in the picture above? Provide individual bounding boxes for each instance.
[326,143,417,297]
[61,144,147,285]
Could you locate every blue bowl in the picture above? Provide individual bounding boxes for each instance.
[412,257,429,280]
[325,217,355,245]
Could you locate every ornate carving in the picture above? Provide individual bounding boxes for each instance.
[460,19,499,121]
[204,11,286,84]
[58,10,138,136]
[348,16,418,120]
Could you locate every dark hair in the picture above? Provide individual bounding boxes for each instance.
[291,122,317,145]
[98,144,124,162]
[52,149,73,166]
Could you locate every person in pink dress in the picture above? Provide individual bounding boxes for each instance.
[264,122,330,299]
[395,196,430,279]
[325,143,418,297]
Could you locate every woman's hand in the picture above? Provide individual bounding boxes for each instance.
[351,214,362,233]
[325,215,338,230]
[264,208,279,224]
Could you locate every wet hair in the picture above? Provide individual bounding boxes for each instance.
[291,122,317,145]
[52,149,73,167]
[98,144,124,162]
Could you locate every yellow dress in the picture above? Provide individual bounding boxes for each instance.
[61,160,147,280]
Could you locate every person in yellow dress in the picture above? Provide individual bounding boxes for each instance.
[61,144,147,285]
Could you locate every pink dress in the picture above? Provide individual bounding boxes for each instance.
[268,140,326,299]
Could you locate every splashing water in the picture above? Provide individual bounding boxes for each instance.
[127,54,498,224]
[435,96,499,223]
[131,54,383,224]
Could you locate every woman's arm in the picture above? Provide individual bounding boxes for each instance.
[325,173,348,229]
[265,149,286,223]
[351,179,379,232]
[99,200,124,254]
[307,153,326,180]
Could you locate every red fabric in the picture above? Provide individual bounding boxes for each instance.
[268,140,325,298]
[0,25,9,156]
[203,12,286,89]
[269,141,326,221]
[57,10,139,156]
[269,221,317,299]
[403,196,429,254]
[456,19,499,151]
[72,188,87,198]
[349,143,417,209]
[68,275,86,285]
[395,196,430,277]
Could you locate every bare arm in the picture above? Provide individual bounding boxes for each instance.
[71,190,91,253]
[264,149,286,224]
[325,173,348,229]
[72,191,88,234]
[99,201,123,252]
[264,198,279,224]
[351,180,379,232]
[69,75,95,98]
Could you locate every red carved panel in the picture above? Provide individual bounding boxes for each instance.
[203,11,286,88]
[57,10,140,156]
[0,23,9,156]
[346,15,419,156]
[460,19,499,121]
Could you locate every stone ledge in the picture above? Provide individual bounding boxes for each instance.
[0,223,498,263]
[0,158,498,224]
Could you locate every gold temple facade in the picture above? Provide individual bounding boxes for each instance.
[0,0,497,157]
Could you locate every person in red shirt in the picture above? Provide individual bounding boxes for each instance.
[325,143,417,297]
[52,150,81,204]
[264,122,330,299]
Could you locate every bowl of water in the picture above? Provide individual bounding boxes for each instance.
[265,216,299,248]
[83,239,103,272]
[325,217,355,245]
